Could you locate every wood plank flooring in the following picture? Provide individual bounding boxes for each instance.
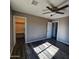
[11,38,69,59]
[26,39,69,59]
[10,38,25,59]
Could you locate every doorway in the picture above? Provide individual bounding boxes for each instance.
[52,22,58,40]
[47,21,58,40]
[11,16,26,59]
[14,16,26,43]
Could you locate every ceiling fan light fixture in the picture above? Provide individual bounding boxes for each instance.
[50,14,53,16]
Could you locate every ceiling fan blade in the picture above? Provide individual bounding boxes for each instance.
[57,5,69,11]
[46,6,54,12]
[42,12,52,14]
[56,12,64,14]
[43,0,55,12]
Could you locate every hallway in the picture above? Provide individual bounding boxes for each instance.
[11,38,25,59]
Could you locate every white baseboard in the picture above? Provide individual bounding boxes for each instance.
[25,38,47,43]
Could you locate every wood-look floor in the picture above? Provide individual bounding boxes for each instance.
[26,39,69,59]
[11,38,69,59]
[10,38,25,59]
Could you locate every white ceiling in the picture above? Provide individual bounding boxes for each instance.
[11,0,69,19]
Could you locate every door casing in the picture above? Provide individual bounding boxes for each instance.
[13,15,27,44]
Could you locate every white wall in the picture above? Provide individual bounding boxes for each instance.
[53,16,69,45]
[26,16,49,43]
[47,22,52,38]
[10,11,16,55]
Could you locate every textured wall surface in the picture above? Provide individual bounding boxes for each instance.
[53,17,69,45]
[27,16,49,43]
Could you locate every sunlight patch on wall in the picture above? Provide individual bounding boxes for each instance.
[33,42,59,59]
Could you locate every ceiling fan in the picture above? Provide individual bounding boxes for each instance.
[43,0,69,16]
